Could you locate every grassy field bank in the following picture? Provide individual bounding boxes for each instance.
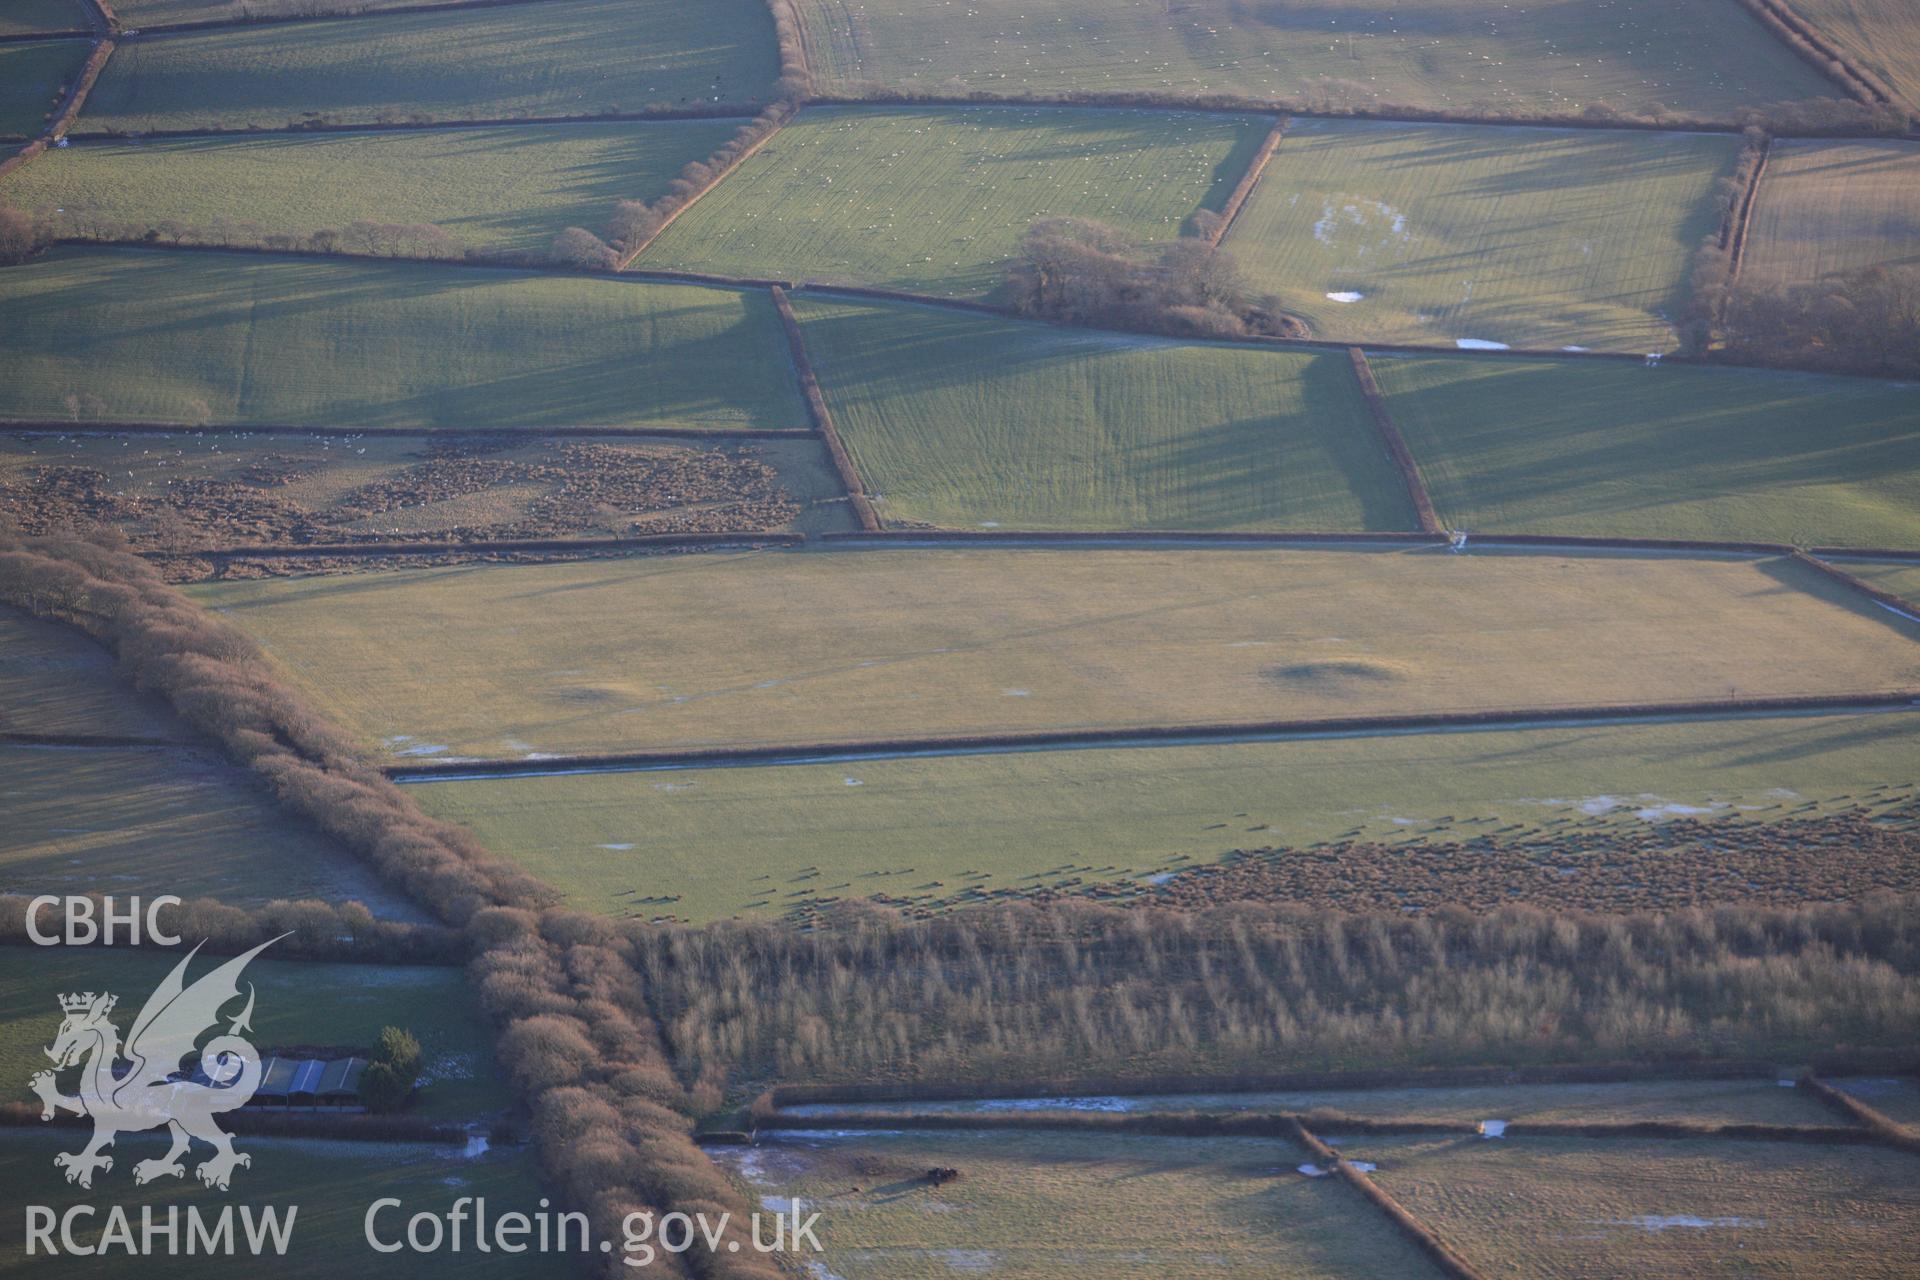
[2,743,422,914]
[0,249,808,430]
[1370,355,1920,548]
[791,296,1409,531]
[1780,0,1920,107]
[0,948,506,1118]
[788,0,1834,117]
[0,606,180,739]
[1221,120,1738,351]
[641,105,1268,296]
[410,709,1920,920]
[1741,139,1920,288]
[781,1077,1840,1126]
[0,1132,568,1277]
[3,121,744,256]
[709,1128,1443,1279]
[1362,1134,1920,1278]
[193,547,1920,759]
[79,0,781,133]
[0,40,88,138]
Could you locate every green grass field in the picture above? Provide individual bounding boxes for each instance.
[410,709,1920,920]
[0,248,808,429]
[640,104,1269,296]
[1220,120,1738,351]
[1362,1134,1920,1278]
[1742,139,1920,289]
[0,39,87,137]
[0,607,182,739]
[789,0,1835,117]
[1782,0,1920,108]
[113,0,437,24]
[3,120,743,256]
[186,546,1920,761]
[782,1077,1841,1126]
[3,743,423,915]
[78,0,780,133]
[0,0,88,35]
[1840,560,1920,606]
[0,949,509,1118]
[1370,355,1920,548]
[0,1133,569,1277]
[710,1129,1444,1279]
[791,295,1409,531]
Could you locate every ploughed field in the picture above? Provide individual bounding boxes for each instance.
[188,546,1920,761]
[786,0,1835,117]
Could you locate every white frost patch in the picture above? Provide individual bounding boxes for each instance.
[1347,1161,1378,1173]
[1612,1216,1763,1232]
[935,1252,997,1274]
[981,1096,1134,1113]
[1577,796,1624,815]
[654,781,694,793]
[843,777,864,787]
[1778,1080,1799,1088]
[1455,338,1511,351]
[1632,802,1727,822]
[1562,345,1591,353]
[598,843,634,851]
[1479,1120,1507,1138]
[806,1263,850,1280]
[1298,1163,1331,1177]
[1325,291,1366,303]
[393,743,449,757]
[1390,817,1418,827]
[978,521,1001,528]
[1147,872,1179,885]
[1002,688,1031,698]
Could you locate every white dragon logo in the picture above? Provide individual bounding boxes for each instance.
[30,937,283,1191]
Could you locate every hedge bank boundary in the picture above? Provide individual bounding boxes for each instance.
[747,1057,1909,1118]
[1732,0,1899,108]
[1801,1075,1920,1153]
[1349,348,1443,533]
[1288,1116,1489,1280]
[385,691,1920,780]
[799,87,1909,138]
[744,1105,1880,1148]
[1200,115,1286,246]
[161,531,805,561]
[770,285,880,530]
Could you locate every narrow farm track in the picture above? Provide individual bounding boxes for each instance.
[385,695,1920,782]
